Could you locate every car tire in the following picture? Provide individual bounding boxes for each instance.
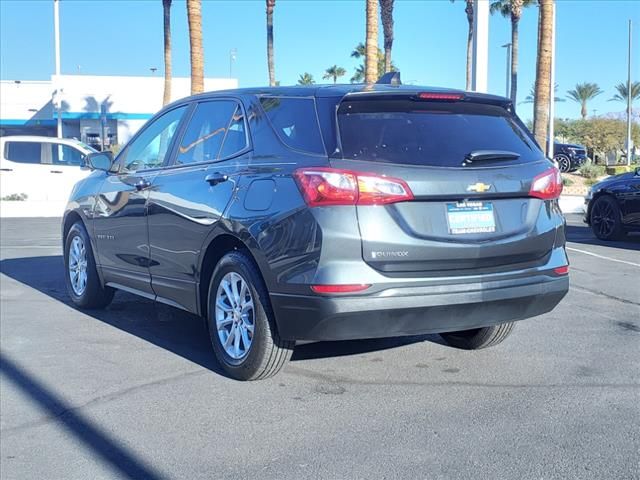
[554,154,572,173]
[440,322,515,350]
[64,221,115,309]
[590,195,625,241]
[207,250,294,381]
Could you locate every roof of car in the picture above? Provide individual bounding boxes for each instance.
[185,83,511,104]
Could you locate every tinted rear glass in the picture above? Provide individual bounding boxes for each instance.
[5,142,42,164]
[259,97,325,155]
[337,99,542,167]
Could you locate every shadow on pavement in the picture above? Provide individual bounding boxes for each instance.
[0,256,437,374]
[565,224,640,251]
[0,352,167,480]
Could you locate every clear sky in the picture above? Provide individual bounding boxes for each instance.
[0,0,638,121]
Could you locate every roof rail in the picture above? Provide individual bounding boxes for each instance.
[376,71,401,85]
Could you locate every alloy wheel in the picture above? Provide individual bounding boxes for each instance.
[215,272,255,360]
[556,155,571,173]
[591,199,616,238]
[68,236,88,296]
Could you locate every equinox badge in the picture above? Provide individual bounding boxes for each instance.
[467,182,492,193]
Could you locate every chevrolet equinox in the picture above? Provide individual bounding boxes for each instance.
[63,82,569,380]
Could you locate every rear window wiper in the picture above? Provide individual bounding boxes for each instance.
[463,150,520,166]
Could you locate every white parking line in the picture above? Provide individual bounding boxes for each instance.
[566,246,640,268]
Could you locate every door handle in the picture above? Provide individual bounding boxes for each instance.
[135,179,151,191]
[50,170,64,174]
[205,172,229,186]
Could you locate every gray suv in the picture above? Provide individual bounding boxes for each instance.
[63,84,569,380]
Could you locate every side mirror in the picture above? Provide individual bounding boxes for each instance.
[85,151,114,171]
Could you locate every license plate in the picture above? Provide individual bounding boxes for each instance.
[446,201,496,234]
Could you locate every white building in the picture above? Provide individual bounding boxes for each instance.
[0,74,237,148]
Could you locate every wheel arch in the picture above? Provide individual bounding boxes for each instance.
[197,230,272,319]
[586,189,615,224]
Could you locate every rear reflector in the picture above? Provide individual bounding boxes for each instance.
[417,92,464,101]
[293,168,413,207]
[311,284,371,294]
[554,265,569,275]
[529,167,563,200]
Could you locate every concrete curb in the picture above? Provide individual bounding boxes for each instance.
[558,195,586,214]
[0,201,66,218]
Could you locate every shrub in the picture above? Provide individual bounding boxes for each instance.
[584,178,599,187]
[1,193,28,201]
[605,165,632,175]
[578,162,606,179]
[562,176,574,186]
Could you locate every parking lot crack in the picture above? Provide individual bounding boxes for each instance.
[571,284,640,306]
[1,369,207,435]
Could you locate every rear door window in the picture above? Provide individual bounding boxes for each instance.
[5,142,43,164]
[259,97,325,155]
[337,99,542,167]
[176,100,245,165]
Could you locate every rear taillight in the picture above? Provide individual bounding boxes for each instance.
[293,168,413,207]
[529,167,563,200]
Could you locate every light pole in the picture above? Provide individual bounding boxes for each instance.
[501,43,512,98]
[229,48,237,79]
[626,19,633,166]
[54,0,62,138]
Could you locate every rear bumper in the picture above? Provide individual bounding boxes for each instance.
[271,274,569,341]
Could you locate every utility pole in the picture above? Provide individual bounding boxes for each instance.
[502,43,512,98]
[471,0,489,93]
[626,19,633,166]
[547,2,556,159]
[54,0,62,138]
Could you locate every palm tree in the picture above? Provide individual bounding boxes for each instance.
[365,0,379,83]
[490,0,535,103]
[266,0,276,86]
[566,83,602,119]
[379,0,395,73]
[350,43,395,83]
[451,0,474,90]
[323,65,347,84]
[533,0,553,148]
[521,83,564,104]
[609,81,640,103]
[162,0,172,106]
[186,0,204,94]
[297,73,315,85]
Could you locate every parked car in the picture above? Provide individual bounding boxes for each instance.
[584,167,640,240]
[553,142,588,173]
[62,83,569,380]
[0,135,97,202]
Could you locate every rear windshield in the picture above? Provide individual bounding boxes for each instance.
[337,99,542,167]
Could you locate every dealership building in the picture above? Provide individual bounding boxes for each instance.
[0,74,238,148]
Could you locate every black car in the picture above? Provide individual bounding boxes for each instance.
[584,167,640,240]
[553,142,588,173]
[62,83,569,380]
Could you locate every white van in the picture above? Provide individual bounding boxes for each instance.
[0,136,97,202]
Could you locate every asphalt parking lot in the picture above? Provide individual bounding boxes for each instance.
[1,214,638,480]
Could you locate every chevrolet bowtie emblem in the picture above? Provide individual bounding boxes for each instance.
[467,182,492,193]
